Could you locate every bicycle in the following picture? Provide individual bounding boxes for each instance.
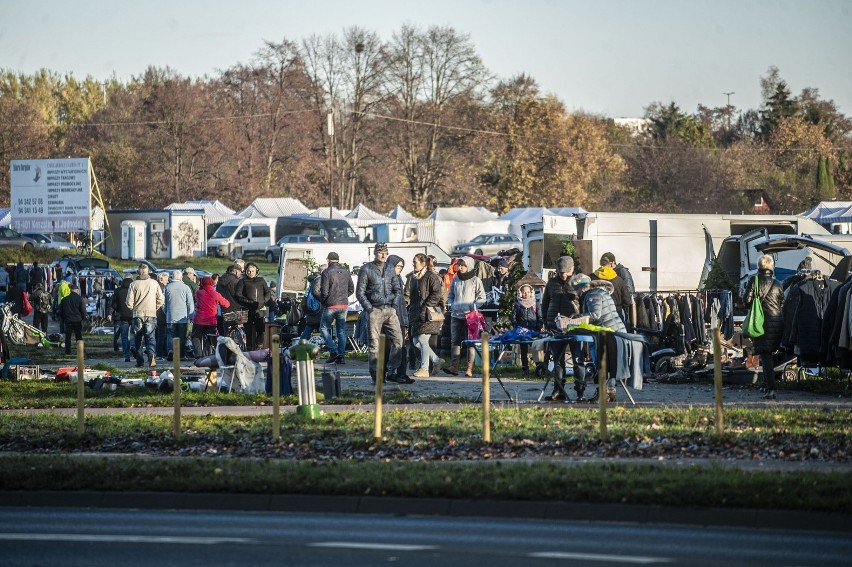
[76,233,94,256]
[222,309,248,351]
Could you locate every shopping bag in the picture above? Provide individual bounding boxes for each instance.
[21,291,33,317]
[466,309,486,340]
[741,276,765,339]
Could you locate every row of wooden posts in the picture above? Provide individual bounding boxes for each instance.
[73,328,727,440]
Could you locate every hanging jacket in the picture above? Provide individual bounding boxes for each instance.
[789,276,835,357]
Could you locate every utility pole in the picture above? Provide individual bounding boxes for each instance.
[723,91,735,130]
[102,81,108,109]
[327,109,334,219]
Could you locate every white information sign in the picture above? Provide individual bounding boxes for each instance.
[10,157,92,232]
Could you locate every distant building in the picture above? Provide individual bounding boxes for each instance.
[614,118,651,136]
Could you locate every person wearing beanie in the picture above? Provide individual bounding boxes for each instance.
[126,263,164,368]
[320,251,354,365]
[572,271,626,403]
[592,252,633,325]
[192,276,230,357]
[541,255,583,401]
[356,242,408,384]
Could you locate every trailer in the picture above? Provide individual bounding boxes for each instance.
[522,212,835,292]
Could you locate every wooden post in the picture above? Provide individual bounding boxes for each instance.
[481,331,491,443]
[713,326,724,435]
[598,333,608,441]
[76,340,85,434]
[374,335,385,439]
[272,335,281,442]
[172,337,181,438]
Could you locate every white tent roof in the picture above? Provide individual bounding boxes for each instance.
[387,205,417,220]
[801,201,852,222]
[427,206,497,222]
[166,200,238,224]
[301,207,349,220]
[237,198,310,218]
[346,203,392,223]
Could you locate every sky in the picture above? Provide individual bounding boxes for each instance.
[1,0,850,118]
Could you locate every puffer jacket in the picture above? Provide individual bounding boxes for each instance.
[582,280,627,332]
[541,274,580,331]
[512,297,542,331]
[744,270,784,355]
[592,265,632,317]
[356,260,399,311]
[320,261,354,307]
[406,270,444,336]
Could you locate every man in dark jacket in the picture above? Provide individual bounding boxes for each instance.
[320,252,354,364]
[744,254,785,400]
[235,263,272,350]
[355,243,408,384]
[216,264,243,336]
[112,276,134,361]
[540,255,582,401]
[59,283,87,355]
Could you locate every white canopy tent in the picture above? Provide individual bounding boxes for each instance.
[237,198,310,218]
[166,200,238,224]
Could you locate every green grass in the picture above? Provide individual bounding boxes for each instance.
[1,454,849,513]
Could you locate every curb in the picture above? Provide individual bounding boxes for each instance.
[1,490,849,534]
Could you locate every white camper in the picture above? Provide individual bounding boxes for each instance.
[523,212,834,293]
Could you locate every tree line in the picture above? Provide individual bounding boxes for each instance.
[1,25,850,216]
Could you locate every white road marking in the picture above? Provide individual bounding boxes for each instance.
[0,533,255,545]
[308,542,437,551]
[529,551,673,564]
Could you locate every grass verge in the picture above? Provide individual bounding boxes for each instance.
[1,454,850,514]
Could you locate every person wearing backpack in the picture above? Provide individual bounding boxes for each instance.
[298,266,324,341]
[31,282,52,333]
[320,252,354,364]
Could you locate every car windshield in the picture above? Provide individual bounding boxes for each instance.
[212,224,238,238]
[327,226,360,242]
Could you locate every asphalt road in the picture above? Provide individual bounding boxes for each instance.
[1,508,850,566]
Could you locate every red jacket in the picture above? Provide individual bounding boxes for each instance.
[193,284,229,326]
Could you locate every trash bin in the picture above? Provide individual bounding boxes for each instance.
[321,370,341,399]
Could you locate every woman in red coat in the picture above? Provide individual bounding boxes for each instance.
[191,277,229,357]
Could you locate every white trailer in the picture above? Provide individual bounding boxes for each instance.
[522,212,833,292]
[275,241,452,297]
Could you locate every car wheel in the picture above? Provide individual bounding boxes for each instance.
[23,242,33,250]
[474,249,483,255]
[266,252,275,263]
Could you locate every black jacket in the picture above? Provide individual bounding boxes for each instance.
[406,270,445,336]
[236,276,272,312]
[320,262,354,307]
[744,270,784,355]
[59,292,87,324]
[112,279,134,321]
[541,274,580,331]
[787,276,835,357]
[216,272,242,313]
[356,260,400,311]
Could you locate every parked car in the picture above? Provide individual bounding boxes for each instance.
[0,228,38,249]
[52,255,110,277]
[265,234,329,263]
[130,258,212,280]
[22,233,74,250]
[451,233,522,256]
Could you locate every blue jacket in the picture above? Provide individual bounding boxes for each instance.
[582,280,626,333]
[356,260,400,311]
[164,279,195,324]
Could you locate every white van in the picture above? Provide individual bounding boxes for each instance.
[207,217,276,259]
